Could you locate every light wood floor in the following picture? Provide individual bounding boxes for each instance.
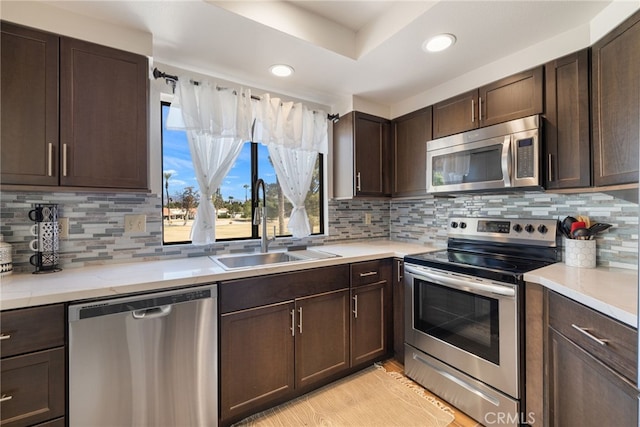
[381,359,483,427]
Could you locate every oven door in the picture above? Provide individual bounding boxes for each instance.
[404,263,519,398]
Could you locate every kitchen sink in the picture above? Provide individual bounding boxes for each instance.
[211,249,339,270]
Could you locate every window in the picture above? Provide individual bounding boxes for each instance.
[161,102,324,244]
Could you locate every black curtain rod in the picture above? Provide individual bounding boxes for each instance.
[153,68,339,122]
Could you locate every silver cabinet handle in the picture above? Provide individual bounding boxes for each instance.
[290,309,295,337]
[62,143,68,177]
[0,395,13,403]
[48,143,53,176]
[548,154,554,182]
[471,99,475,123]
[298,307,303,334]
[479,96,483,121]
[359,271,378,277]
[0,334,10,341]
[356,172,362,192]
[397,260,403,283]
[571,324,609,346]
[353,294,358,319]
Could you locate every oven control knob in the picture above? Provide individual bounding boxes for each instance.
[537,224,548,234]
[459,222,467,229]
[525,224,535,233]
[513,224,523,232]
[450,221,458,229]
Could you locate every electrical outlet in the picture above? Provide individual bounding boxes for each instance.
[124,214,146,233]
[58,217,69,239]
[364,213,372,225]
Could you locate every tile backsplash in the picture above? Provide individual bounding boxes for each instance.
[391,191,638,269]
[0,189,637,272]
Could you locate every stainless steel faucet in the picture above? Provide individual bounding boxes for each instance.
[253,179,275,253]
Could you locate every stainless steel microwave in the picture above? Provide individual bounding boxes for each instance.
[427,115,541,194]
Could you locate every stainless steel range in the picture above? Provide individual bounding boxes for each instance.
[404,217,558,427]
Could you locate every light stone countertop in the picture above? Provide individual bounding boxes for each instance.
[3,240,638,329]
[524,263,638,327]
[0,240,437,311]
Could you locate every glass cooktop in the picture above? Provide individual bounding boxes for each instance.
[405,249,556,284]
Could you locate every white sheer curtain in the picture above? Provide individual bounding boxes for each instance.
[167,78,253,245]
[254,94,328,238]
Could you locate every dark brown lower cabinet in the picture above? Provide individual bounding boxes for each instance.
[392,258,404,363]
[220,288,350,426]
[220,301,296,423]
[540,290,639,427]
[1,304,66,427]
[220,261,393,426]
[350,259,392,369]
[296,290,350,389]
[351,281,387,368]
[548,328,638,427]
[0,348,65,427]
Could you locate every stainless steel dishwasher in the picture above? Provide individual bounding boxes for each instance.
[68,284,217,427]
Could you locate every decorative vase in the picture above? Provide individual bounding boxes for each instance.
[0,235,13,276]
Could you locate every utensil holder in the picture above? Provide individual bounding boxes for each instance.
[564,238,596,268]
[28,203,62,274]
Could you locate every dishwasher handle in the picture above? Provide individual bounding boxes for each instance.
[132,305,172,319]
[68,285,216,322]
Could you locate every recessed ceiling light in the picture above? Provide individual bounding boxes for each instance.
[269,64,294,77]
[422,34,456,53]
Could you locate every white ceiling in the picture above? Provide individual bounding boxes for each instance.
[43,0,616,110]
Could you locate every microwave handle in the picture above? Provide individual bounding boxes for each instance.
[501,136,512,187]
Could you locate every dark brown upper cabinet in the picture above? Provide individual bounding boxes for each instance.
[392,106,432,197]
[591,10,640,187]
[544,49,591,189]
[60,37,148,189]
[0,22,149,190]
[1,22,59,186]
[333,111,391,198]
[433,67,543,139]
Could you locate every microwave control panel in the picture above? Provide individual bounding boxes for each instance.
[516,137,535,178]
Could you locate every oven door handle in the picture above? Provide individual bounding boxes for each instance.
[405,265,515,297]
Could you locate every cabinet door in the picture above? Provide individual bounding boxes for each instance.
[60,37,148,189]
[351,281,388,367]
[433,89,478,139]
[548,329,638,427]
[591,10,640,186]
[544,49,591,189]
[220,301,295,422]
[392,107,432,197]
[1,348,65,427]
[479,66,543,127]
[1,22,59,186]
[392,258,404,363]
[295,289,350,389]
[354,112,390,196]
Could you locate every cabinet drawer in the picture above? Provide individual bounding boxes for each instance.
[549,292,637,382]
[1,348,65,427]
[220,265,349,314]
[0,304,65,358]
[351,259,391,287]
